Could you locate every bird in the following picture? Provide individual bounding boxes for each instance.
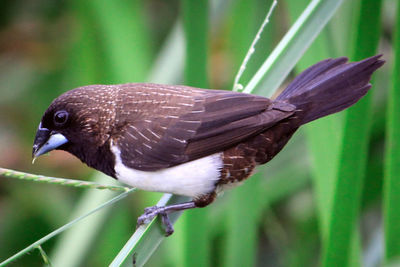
[32,55,384,236]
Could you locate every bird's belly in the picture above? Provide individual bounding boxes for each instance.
[111,144,223,197]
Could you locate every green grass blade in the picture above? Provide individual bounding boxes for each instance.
[86,0,151,83]
[37,245,52,267]
[384,0,400,262]
[286,2,363,265]
[244,0,344,97]
[285,0,343,238]
[224,176,262,267]
[182,0,209,88]
[0,167,129,192]
[109,195,188,267]
[49,175,126,267]
[293,26,361,267]
[223,1,266,266]
[0,189,134,267]
[147,22,185,84]
[321,0,383,266]
[181,1,211,266]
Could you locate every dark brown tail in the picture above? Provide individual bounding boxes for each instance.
[276,55,385,125]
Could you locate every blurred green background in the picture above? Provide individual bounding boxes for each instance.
[0,0,397,266]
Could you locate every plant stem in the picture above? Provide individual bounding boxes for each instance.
[37,245,53,267]
[233,0,277,91]
[0,167,131,192]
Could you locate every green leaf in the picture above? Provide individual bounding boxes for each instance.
[181,1,211,266]
[244,0,344,97]
[0,189,134,267]
[384,0,400,262]
[321,0,383,266]
[285,0,343,238]
[223,1,269,266]
[85,0,152,83]
[109,195,188,267]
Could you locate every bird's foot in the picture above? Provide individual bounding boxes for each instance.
[137,206,174,236]
[136,201,197,236]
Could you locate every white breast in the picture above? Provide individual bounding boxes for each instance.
[110,144,223,198]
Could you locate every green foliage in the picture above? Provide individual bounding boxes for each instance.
[319,1,383,266]
[0,0,393,266]
[181,1,211,267]
[384,0,400,264]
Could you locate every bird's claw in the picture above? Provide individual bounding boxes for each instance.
[136,206,174,236]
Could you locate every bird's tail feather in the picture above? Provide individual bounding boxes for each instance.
[276,55,385,125]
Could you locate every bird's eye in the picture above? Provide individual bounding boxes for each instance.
[53,110,69,126]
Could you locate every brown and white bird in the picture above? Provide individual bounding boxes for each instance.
[32,55,384,235]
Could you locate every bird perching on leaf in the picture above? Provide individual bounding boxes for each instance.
[33,55,384,236]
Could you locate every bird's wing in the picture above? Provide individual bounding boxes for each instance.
[113,84,296,171]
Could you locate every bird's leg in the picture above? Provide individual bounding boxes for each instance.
[137,193,216,236]
[136,201,197,236]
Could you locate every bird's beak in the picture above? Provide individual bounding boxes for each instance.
[32,123,68,162]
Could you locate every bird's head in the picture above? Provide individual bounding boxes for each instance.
[32,85,117,164]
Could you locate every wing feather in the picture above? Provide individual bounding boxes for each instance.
[112,84,295,171]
